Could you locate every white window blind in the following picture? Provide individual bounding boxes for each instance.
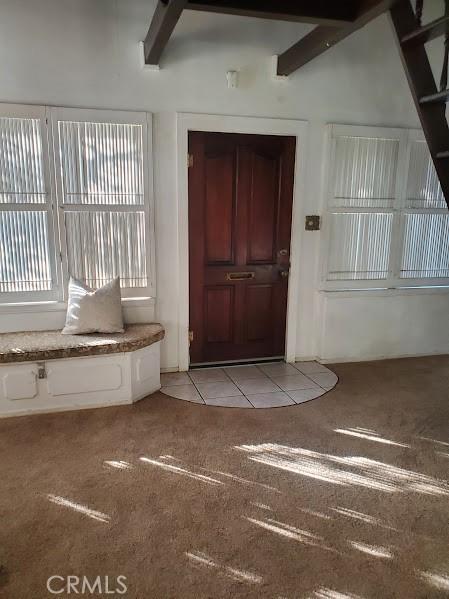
[324,125,449,289]
[52,108,153,299]
[0,107,58,300]
[325,126,403,285]
[327,212,393,281]
[405,139,446,209]
[400,135,449,281]
[332,136,398,208]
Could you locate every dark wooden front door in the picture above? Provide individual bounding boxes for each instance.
[188,131,296,364]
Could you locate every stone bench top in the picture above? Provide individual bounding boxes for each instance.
[0,323,165,364]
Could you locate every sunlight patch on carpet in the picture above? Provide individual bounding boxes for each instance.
[47,494,110,523]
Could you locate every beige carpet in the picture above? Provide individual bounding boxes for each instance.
[1,356,449,599]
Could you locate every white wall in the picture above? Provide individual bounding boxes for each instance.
[0,0,447,368]
[318,290,449,362]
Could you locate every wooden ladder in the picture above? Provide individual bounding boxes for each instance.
[390,0,449,209]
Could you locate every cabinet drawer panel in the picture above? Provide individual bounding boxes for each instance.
[47,362,122,396]
[3,367,38,401]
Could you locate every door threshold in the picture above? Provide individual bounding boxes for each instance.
[190,356,285,369]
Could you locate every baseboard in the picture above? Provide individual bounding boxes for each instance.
[0,397,134,419]
[293,356,318,364]
[163,351,449,372]
[310,351,449,364]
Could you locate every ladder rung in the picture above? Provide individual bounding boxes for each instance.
[401,15,449,46]
[436,151,449,158]
[420,88,449,104]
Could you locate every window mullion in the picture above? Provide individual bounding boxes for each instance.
[58,203,143,213]
[388,130,410,284]
[38,108,62,300]
[49,108,70,300]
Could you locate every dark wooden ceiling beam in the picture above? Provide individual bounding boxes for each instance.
[186,0,359,27]
[276,0,397,76]
[143,0,188,66]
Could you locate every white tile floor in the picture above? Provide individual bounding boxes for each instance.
[160,361,338,408]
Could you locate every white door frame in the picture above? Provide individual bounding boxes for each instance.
[176,112,309,371]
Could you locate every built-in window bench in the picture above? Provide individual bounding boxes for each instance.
[0,324,164,418]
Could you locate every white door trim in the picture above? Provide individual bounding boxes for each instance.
[176,113,309,371]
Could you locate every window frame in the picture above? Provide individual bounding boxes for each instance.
[0,103,61,303]
[50,106,156,301]
[321,124,449,291]
[0,102,155,306]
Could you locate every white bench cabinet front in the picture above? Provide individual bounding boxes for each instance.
[0,342,161,418]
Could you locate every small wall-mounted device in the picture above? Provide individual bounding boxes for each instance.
[37,363,47,379]
[226,70,239,89]
[305,215,320,231]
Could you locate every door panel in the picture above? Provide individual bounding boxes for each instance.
[189,132,296,364]
[246,284,274,342]
[205,151,235,264]
[205,286,234,343]
[247,151,279,263]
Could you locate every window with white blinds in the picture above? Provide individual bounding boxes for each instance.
[0,104,153,304]
[0,106,58,300]
[401,133,449,280]
[324,125,449,289]
[52,109,152,297]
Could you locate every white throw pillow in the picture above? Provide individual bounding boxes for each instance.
[62,277,124,335]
